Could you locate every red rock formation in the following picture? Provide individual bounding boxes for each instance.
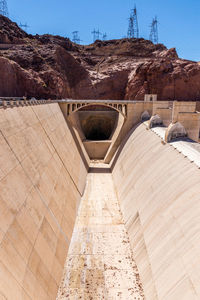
[125,58,200,100]
[0,15,200,100]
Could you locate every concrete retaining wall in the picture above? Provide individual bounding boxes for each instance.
[0,103,88,299]
[112,124,200,299]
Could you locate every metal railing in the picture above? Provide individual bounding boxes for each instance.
[0,97,58,109]
[0,98,143,109]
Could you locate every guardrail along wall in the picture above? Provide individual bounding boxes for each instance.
[112,123,200,299]
[0,103,88,299]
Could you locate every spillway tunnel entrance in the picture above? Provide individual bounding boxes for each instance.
[82,115,115,140]
[78,105,118,141]
[80,112,118,141]
[72,105,121,160]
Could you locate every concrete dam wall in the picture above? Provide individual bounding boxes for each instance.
[0,101,200,299]
[0,103,88,299]
[112,124,200,299]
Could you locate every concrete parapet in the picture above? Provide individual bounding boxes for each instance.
[177,112,200,142]
[152,101,172,126]
[152,101,170,115]
[144,94,157,102]
[155,108,172,126]
[172,101,196,123]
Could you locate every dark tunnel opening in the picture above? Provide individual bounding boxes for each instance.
[86,127,110,140]
[78,110,118,141]
[85,118,113,140]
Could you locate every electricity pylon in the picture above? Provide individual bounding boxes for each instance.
[72,31,81,44]
[149,16,158,44]
[92,29,102,42]
[127,5,139,38]
[0,0,9,17]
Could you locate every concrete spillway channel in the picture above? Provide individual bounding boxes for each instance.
[57,164,144,299]
[1,101,200,299]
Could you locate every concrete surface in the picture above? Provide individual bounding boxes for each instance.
[0,101,200,300]
[0,103,88,299]
[112,123,200,299]
[83,140,112,159]
[152,126,200,168]
[57,170,144,300]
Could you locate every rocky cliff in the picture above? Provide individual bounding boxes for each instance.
[0,15,200,100]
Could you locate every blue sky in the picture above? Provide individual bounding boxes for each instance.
[8,0,200,61]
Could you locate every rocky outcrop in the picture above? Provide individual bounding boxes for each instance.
[0,15,30,44]
[125,58,200,100]
[0,15,200,100]
[0,56,48,97]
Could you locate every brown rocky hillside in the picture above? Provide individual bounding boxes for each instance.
[0,15,200,100]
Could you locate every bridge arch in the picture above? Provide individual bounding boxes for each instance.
[67,102,127,118]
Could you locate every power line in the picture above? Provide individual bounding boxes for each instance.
[0,0,9,17]
[149,16,158,44]
[19,22,29,32]
[127,5,139,38]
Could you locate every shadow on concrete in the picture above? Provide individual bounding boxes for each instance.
[170,137,196,143]
[65,118,90,171]
[111,122,141,172]
[89,167,111,174]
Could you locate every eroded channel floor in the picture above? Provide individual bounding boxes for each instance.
[57,167,144,300]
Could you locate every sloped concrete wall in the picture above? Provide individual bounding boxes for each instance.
[112,124,200,300]
[0,103,88,299]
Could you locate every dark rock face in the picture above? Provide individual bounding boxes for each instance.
[0,15,200,100]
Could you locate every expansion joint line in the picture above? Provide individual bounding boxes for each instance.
[31,105,83,197]
[0,128,70,246]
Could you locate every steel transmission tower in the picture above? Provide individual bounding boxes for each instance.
[72,31,81,44]
[127,5,139,38]
[0,0,9,17]
[96,29,102,40]
[149,16,158,44]
[102,33,107,40]
[92,29,102,42]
